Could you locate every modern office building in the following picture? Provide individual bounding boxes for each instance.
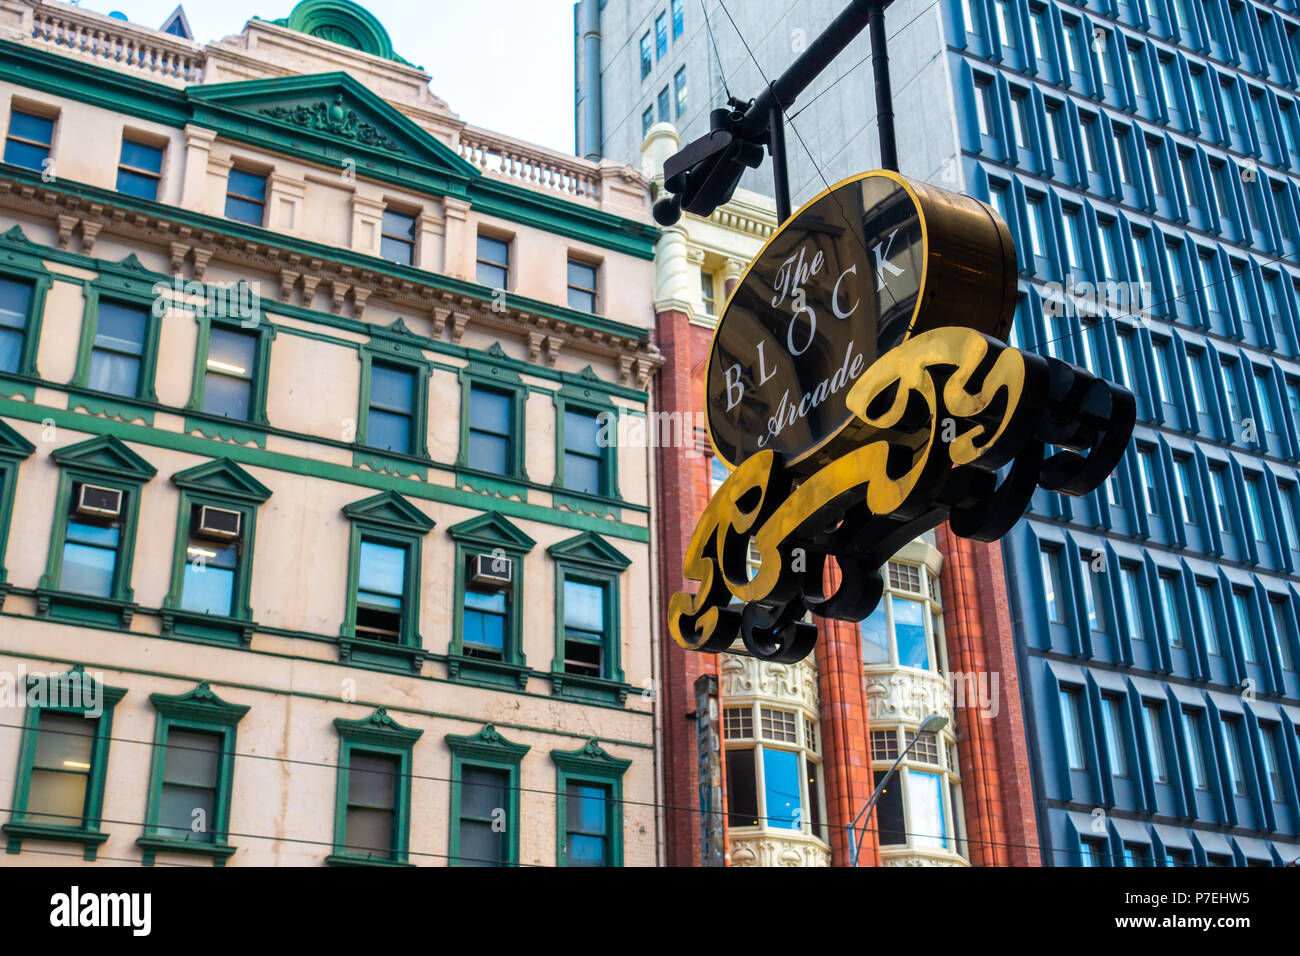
[599,0,1300,865]
[0,0,664,867]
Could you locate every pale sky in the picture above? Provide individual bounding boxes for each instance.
[82,0,578,153]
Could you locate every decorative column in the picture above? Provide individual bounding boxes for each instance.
[441,196,472,280]
[935,526,1041,866]
[180,124,217,213]
[350,194,384,258]
[722,257,746,297]
[266,171,305,234]
[815,559,878,866]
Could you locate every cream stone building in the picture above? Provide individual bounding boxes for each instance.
[0,0,663,867]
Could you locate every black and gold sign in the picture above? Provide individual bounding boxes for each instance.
[671,171,1135,663]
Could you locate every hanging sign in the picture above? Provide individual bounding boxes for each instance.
[671,171,1136,663]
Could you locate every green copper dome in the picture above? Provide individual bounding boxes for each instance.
[267,0,419,68]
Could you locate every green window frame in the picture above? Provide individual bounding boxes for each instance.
[0,418,35,608]
[0,225,53,389]
[355,337,431,477]
[447,512,537,690]
[552,739,631,867]
[446,724,530,867]
[3,666,127,861]
[138,682,249,866]
[456,354,529,491]
[184,303,274,442]
[328,709,423,867]
[552,380,620,514]
[340,491,435,673]
[548,532,631,705]
[37,434,156,628]
[161,458,273,646]
[70,255,167,424]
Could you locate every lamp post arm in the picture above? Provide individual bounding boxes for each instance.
[849,728,926,866]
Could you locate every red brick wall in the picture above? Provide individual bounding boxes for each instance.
[653,308,720,866]
[815,560,878,866]
[935,525,1041,866]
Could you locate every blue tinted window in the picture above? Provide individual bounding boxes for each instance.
[0,277,32,374]
[762,749,802,829]
[225,169,266,225]
[468,385,512,474]
[88,302,147,397]
[4,109,53,169]
[892,596,930,669]
[381,209,416,265]
[181,535,238,615]
[567,259,598,312]
[463,587,507,652]
[116,138,163,200]
[203,328,256,420]
[564,408,605,494]
[475,235,509,288]
[566,781,609,866]
[61,516,121,597]
[861,602,890,664]
[367,364,416,454]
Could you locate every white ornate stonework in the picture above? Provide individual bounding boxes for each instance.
[719,653,819,714]
[729,831,833,868]
[881,847,968,867]
[864,667,954,724]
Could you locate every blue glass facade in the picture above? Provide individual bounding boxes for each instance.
[948,0,1300,865]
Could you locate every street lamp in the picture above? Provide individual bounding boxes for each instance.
[849,713,949,867]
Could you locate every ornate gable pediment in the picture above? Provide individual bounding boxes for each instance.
[187,72,479,182]
[171,458,273,504]
[51,435,157,483]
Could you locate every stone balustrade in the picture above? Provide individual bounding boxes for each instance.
[29,6,204,84]
[457,127,602,202]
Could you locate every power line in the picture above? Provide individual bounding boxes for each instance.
[701,0,732,102]
[713,0,905,317]
[787,0,947,123]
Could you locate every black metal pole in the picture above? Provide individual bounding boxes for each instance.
[768,102,792,222]
[868,1,899,172]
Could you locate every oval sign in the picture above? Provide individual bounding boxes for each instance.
[706,170,1018,475]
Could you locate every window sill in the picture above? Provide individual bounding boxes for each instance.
[454,467,528,502]
[161,607,256,647]
[4,821,110,861]
[338,633,426,674]
[183,414,268,448]
[447,652,533,691]
[352,448,428,479]
[550,488,622,519]
[548,669,630,706]
[138,835,238,867]
[66,387,155,425]
[36,588,137,628]
[324,853,414,868]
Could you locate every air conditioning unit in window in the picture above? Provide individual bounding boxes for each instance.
[74,484,122,520]
[468,553,512,588]
[196,505,242,540]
